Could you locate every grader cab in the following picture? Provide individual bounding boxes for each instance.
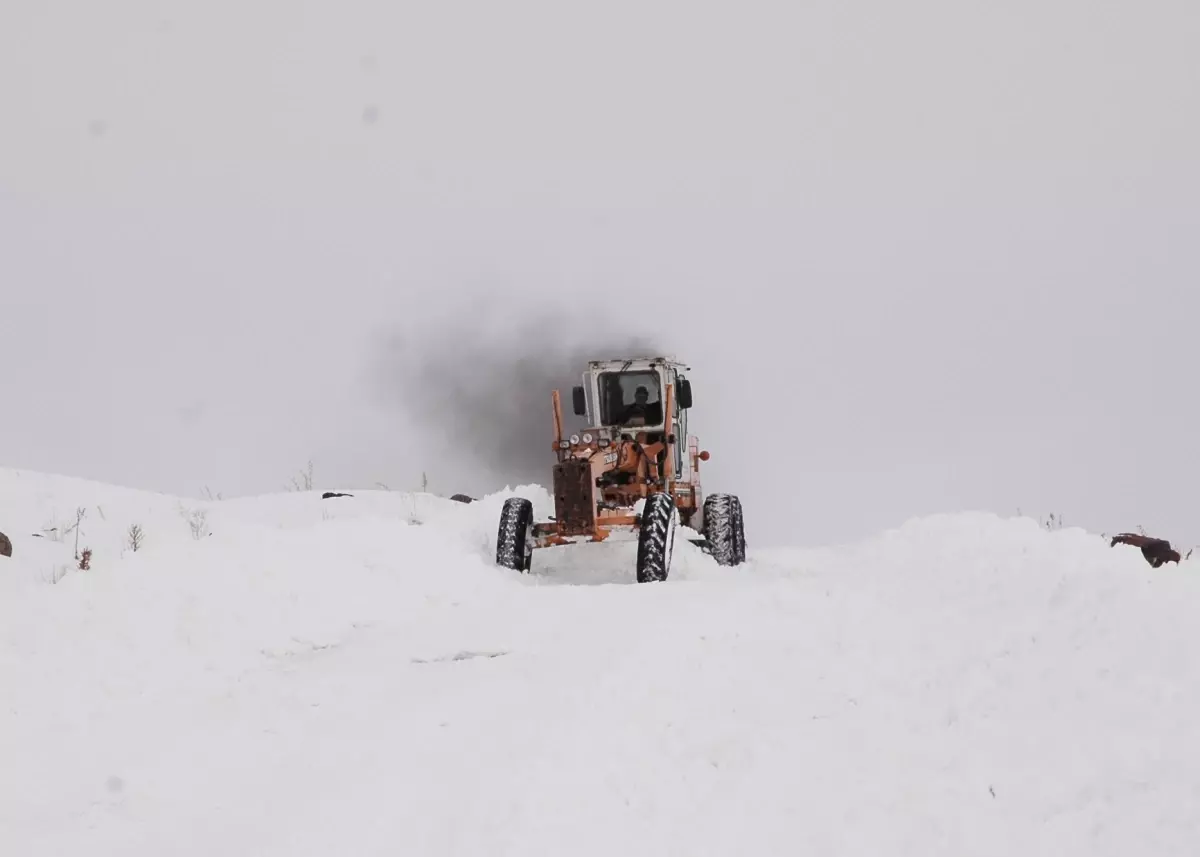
[494,356,746,582]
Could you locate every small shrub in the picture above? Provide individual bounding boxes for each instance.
[127,524,145,552]
[78,548,92,570]
[72,507,86,559]
[179,506,209,540]
[288,460,315,492]
[1041,512,1065,531]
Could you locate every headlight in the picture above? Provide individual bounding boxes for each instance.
[598,438,610,447]
[582,432,594,444]
[559,440,571,449]
[570,434,580,445]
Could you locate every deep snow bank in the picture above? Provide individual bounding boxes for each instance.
[2,468,1200,856]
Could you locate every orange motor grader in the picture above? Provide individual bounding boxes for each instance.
[494,356,746,582]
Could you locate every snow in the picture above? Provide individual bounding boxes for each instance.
[3,468,1200,855]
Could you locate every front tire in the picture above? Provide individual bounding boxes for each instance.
[703,493,745,567]
[496,497,534,572]
[731,495,746,564]
[637,492,679,583]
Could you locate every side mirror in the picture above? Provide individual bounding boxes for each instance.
[676,378,693,410]
[572,386,587,416]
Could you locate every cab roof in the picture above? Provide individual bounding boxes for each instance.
[585,356,691,372]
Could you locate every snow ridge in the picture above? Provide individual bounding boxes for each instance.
[2,468,1199,856]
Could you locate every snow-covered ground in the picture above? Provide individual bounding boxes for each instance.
[2,467,1199,856]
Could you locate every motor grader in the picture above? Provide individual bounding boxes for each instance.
[494,355,745,582]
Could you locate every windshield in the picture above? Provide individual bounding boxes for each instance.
[598,370,663,427]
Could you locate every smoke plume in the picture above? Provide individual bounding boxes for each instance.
[371,295,670,493]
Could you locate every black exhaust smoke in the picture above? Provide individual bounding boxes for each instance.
[371,296,669,491]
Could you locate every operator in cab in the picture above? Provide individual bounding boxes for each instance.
[621,386,662,426]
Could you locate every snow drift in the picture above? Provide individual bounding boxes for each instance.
[2,467,1199,856]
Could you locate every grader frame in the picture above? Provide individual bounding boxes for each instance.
[537,357,704,546]
[493,356,745,582]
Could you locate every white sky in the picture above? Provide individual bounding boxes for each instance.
[2,0,1198,547]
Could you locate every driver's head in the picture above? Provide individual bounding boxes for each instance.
[634,386,649,404]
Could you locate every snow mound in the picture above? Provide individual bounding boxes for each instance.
[2,469,1199,856]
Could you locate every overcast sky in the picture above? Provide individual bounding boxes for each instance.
[2,0,1198,548]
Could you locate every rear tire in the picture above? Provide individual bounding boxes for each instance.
[636,492,678,583]
[0,530,10,558]
[496,497,534,572]
[703,493,745,567]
